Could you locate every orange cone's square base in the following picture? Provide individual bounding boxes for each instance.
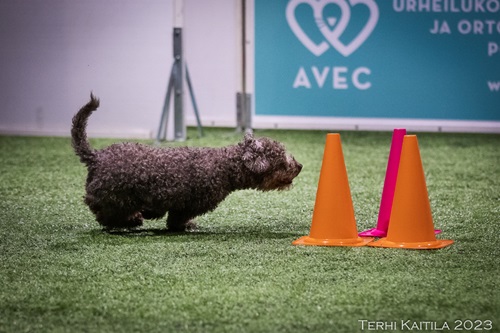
[293,235,374,247]
[368,238,454,249]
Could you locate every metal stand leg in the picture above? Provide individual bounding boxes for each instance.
[157,64,175,142]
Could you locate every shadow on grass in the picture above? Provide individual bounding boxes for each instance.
[92,227,301,241]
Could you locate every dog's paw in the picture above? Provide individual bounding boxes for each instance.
[166,220,198,233]
[184,220,198,232]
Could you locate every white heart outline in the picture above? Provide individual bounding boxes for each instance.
[314,0,351,50]
[286,0,330,56]
[286,0,379,57]
[320,0,379,57]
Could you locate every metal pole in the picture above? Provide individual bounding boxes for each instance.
[241,0,247,99]
[237,0,252,132]
[173,27,185,141]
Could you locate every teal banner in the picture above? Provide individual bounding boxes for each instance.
[255,0,500,120]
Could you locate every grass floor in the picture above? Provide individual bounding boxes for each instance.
[0,128,499,333]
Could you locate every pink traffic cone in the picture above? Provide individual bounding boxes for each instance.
[359,129,406,237]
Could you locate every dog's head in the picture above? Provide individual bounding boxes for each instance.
[240,133,302,191]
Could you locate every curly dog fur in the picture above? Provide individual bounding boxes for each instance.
[71,94,302,231]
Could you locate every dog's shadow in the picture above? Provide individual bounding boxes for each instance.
[100,227,299,241]
[105,228,180,237]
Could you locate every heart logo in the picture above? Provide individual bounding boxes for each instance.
[286,0,379,57]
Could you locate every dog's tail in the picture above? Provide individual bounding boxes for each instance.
[71,93,100,166]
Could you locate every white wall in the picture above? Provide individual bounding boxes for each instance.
[1,0,497,137]
[184,0,240,128]
[0,0,240,139]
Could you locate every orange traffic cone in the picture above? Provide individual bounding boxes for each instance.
[293,134,374,247]
[369,135,453,249]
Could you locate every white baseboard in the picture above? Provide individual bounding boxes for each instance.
[187,115,500,134]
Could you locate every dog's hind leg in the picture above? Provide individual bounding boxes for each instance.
[166,210,198,232]
[85,194,144,229]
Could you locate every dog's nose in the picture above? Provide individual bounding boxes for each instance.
[297,163,303,172]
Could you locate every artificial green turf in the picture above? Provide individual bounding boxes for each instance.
[0,128,499,333]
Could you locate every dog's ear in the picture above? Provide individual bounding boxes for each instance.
[242,137,270,174]
[244,131,253,140]
[243,153,270,174]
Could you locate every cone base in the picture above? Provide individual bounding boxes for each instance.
[358,228,387,238]
[292,235,374,247]
[359,228,442,238]
[368,238,454,250]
